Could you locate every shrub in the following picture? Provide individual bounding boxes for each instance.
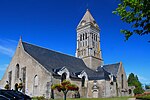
[32,96,45,100]
[135,92,150,100]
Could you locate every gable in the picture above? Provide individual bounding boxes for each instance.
[98,63,120,77]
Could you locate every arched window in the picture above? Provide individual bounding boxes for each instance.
[121,74,124,89]
[61,73,67,82]
[85,41,87,46]
[83,42,84,47]
[34,75,38,86]
[92,33,93,39]
[94,51,96,56]
[83,34,84,40]
[85,33,87,39]
[96,35,97,41]
[129,89,132,94]
[80,35,82,41]
[81,76,85,87]
[16,64,19,79]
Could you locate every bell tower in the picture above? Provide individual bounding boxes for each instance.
[76,9,103,70]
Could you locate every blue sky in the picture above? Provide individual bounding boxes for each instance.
[0,0,149,84]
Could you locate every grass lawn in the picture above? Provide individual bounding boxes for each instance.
[54,97,130,100]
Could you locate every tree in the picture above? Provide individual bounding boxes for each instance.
[113,0,150,40]
[145,84,150,89]
[4,81,9,90]
[128,73,144,94]
[52,80,79,100]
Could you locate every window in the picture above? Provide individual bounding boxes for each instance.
[85,41,87,46]
[93,41,95,47]
[85,33,87,39]
[61,73,67,82]
[83,42,84,47]
[8,71,12,89]
[22,67,26,93]
[96,35,97,41]
[81,76,85,87]
[121,74,124,89]
[129,89,132,94]
[83,34,84,40]
[80,35,82,41]
[92,33,93,39]
[94,34,95,40]
[16,64,19,79]
[94,51,96,56]
[34,75,38,86]
[80,42,82,47]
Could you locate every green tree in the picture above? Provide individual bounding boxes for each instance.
[145,84,150,89]
[113,0,150,40]
[128,73,144,94]
[128,73,135,86]
[52,80,79,100]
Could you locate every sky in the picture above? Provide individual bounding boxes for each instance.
[0,0,149,84]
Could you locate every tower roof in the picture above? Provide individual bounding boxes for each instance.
[77,9,99,28]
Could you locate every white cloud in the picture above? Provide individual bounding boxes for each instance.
[0,46,14,57]
[0,39,17,57]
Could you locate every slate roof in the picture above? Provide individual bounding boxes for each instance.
[77,9,99,28]
[98,63,120,77]
[22,42,110,80]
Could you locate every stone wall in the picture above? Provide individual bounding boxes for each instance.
[116,62,129,96]
[0,41,53,98]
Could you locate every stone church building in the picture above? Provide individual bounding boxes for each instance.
[0,10,134,98]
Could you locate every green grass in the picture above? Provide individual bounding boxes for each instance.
[136,95,150,100]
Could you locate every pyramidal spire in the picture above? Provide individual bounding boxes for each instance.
[19,35,22,43]
[77,9,99,28]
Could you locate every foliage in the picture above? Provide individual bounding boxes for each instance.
[113,0,150,40]
[145,84,150,89]
[135,93,150,100]
[4,81,9,90]
[32,96,45,100]
[52,80,79,100]
[4,84,9,90]
[18,82,23,91]
[128,73,144,94]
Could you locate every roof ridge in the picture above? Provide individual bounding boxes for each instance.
[103,62,120,66]
[22,41,81,60]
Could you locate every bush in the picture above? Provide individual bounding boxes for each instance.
[135,93,150,100]
[32,96,45,100]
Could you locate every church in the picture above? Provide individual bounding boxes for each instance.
[0,9,134,98]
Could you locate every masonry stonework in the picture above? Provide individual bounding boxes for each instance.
[0,9,132,99]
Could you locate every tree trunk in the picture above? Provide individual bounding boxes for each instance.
[63,90,68,100]
[64,93,66,100]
